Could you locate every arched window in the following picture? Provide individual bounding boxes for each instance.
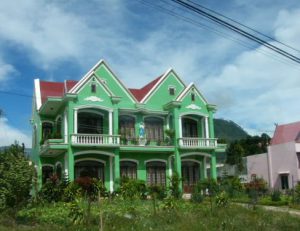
[144,117,164,141]
[181,161,200,193]
[56,163,62,180]
[42,165,54,184]
[75,160,105,182]
[146,161,166,187]
[120,161,137,179]
[119,115,135,139]
[78,112,103,134]
[182,118,198,137]
[42,122,53,140]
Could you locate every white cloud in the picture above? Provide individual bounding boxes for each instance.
[0,118,31,148]
[0,58,16,83]
[201,8,300,134]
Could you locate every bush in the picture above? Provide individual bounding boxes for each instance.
[0,143,34,211]
[168,171,182,199]
[148,185,167,200]
[39,174,66,203]
[219,176,244,198]
[271,190,281,202]
[245,177,268,196]
[295,183,300,204]
[120,178,147,200]
[215,191,229,207]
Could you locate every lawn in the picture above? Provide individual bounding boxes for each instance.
[1,199,300,231]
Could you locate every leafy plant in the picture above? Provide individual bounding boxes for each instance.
[168,171,182,199]
[215,191,229,207]
[120,178,147,200]
[271,190,281,202]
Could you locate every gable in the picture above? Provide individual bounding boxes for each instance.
[141,69,186,109]
[70,60,136,107]
[177,84,209,114]
[76,75,114,108]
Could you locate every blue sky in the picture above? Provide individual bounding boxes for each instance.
[1,0,300,147]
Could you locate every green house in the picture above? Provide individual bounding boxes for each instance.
[31,59,223,193]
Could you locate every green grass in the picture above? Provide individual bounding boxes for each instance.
[1,199,300,231]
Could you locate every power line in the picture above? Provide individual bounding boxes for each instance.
[170,0,300,64]
[137,0,300,70]
[186,0,300,54]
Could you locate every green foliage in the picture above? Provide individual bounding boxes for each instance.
[39,174,66,203]
[120,178,147,200]
[219,176,244,198]
[168,171,182,199]
[215,191,229,207]
[0,143,34,211]
[214,118,248,142]
[271,190,281,202]
[226,141,245,172]
[295,183,300,204]
[63,181,81,202]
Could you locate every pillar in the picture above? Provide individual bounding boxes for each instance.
[109,156,113,192]
[210,151,217,179]
[109,110,113,135]
[200,156,207,180]
[67,147,74,181]
[208,110,215,138]
[74,108,78,134]
[114,149,120,190]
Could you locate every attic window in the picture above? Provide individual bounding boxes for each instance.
[169,87,175,95]
[191,93,195,101]
[91,83,96,93]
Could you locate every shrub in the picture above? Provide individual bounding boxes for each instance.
[295,183,300,204]
[215,191,229,207]
[271,190,281,202]
[0,143,34,211]
[39,174,66,202]
[120,178,147,200]
[220,176,244,198]
[168,171,182,199]
[148,185,167,200]
[245,177,268,196]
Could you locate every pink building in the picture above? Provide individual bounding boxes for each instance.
[246,121,300,189]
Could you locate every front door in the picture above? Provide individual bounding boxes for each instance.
[182,161,200,193]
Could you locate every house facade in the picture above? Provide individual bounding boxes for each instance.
[31,60,224,193]
[246,121,300,190]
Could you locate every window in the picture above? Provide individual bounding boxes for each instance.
[191,93,195,101]
[42,165,53,184]
[75,161,104,182]
[56,163,62,180]
[182,118,198,137]
[42,122,53,140]
[169,87,175,95]
[145,117,164,141]
[297,153,300,168]
[120,161,137,179]
[91,83,96,93]
[280,174,289,190]
[146,161,166,187]
[119,115,135,139]
[78,112,103,134]
[55,117,62,138]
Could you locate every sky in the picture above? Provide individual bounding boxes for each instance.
[0,0,300,148]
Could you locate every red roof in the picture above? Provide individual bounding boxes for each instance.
[271,121,300,145]
[129,75,163,102]
[40,81,65,104]
[65,80,78,92]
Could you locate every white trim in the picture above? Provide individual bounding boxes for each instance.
[143,115,165,121]
[74,108,78,135]
[180,152,211,158]
[205,117,209,139]
[42,120,54,125]
[176,82,208,104]
[180,111,207,117]
[182,115,199,122]
[55,161,62,168]
[109,111,113,136]
[74,105,113,113]
[84,96,104,102]
[74,150,115,157]
[34,79,42,110]
[141,68,186,104]
[144,159,167,164]
[109,156,113,192]
[75,158,106,165]
[120,158,139,164]
[168,155,173,177]
[101,63,137,103]
[179,115,182,140]
[77,109,105,116]
[181,159,201,165]
[55,115,62,123]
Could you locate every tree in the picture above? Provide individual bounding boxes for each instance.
[0,143,34,211]
[226,141,245,172]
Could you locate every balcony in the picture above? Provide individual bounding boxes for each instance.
[40,138,68,156]
[178,138,217,149]
[71,134,120,146]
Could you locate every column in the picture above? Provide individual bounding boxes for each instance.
[175,149,182,191]
[114,150,120,190]
[64,110,68,143]
[205,116,209,146]
[173,107,182,191]
[108,110,113,144]
[208,110,215,138]
[210,151,217,179]
[67,147,74,181]
[200,156,207,180]
[178,115,182,146]
[74,108,78,134]
[109,156,113,192]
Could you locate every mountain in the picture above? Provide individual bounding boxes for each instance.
[214,118,248,142]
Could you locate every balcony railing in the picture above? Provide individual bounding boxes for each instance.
[71,134,120,146]
[178,138,217,148]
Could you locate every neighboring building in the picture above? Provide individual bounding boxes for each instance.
[246,121,300,189]
[31,59,224,193]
